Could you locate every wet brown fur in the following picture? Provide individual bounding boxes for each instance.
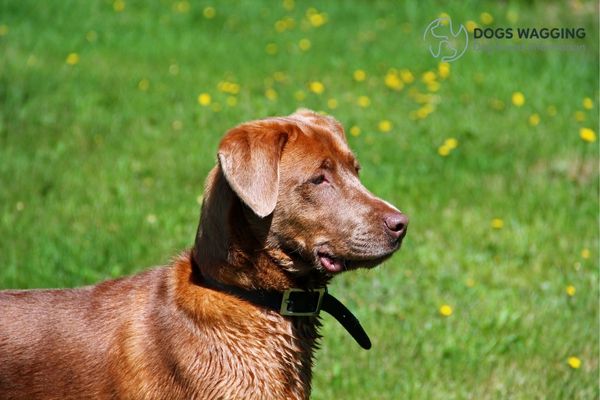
[0,109,407,399]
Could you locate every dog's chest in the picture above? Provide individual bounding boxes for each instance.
[192,312,317,399]
[114,308,318,400]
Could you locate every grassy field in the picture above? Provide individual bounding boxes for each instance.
[1,0,598,398]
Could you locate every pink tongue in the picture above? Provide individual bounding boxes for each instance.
[319,255,344,272]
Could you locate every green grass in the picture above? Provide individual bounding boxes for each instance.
[1,0,598,398]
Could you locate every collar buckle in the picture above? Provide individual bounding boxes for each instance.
[280,288,326,316]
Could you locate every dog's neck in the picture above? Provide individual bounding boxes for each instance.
[192,166,328,292]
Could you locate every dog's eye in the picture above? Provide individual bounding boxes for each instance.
[310,174,328,185]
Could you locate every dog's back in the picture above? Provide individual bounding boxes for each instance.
[0,268,168,399]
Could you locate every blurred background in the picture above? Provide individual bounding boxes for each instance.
[0,0,598,398]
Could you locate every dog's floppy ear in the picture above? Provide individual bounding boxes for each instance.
[217,121,289,218]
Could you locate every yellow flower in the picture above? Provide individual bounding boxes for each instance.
[378,120,392,133]
[491,218,504,229]
[480,12,494,25]
[439,304,453,317]
[579,127,596,143]
[438,138,456,155]
[416,108,429,119]
[265,43,278,55]
[357,96,371,108]
[274,20,287,33]
[437,145,450,156]
[282,0,294,11]
[465,20,478,33]
[309,81,324,94]
[308,12,327,27]
[422,71,437,84]
[400,69,414,83]
[511,92,525,107]
[384,71,403,90]
[353,69,366,82]
[465,278,475,287]
[437,12,450,26]
[0,24,8,36]
[294,90,306,101]
[217,81,240,95]
[275,17,296,33]
[528,113,540,126]
[283,17,295,30]
[566,285,576,297]
[546,105,557,116]
[581,248,590,259]
[327,98,338,109]
[265,88,277,101]
[113,0,125,12]
[416,104,434,119]
[65,53,80,65]
[444,138,458,149]
[426,81,440,92]
[226,96,237,107]
[567,356,581,369]
[574,111,585,122]
[582,97,593,110]
[438,62,450,79]
[197,93,211,106]
[349,126,361,137]
[203,6,216,19]
[138,78,150,91]
[298,38,311,51]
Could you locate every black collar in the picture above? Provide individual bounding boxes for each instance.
[200,274,372,350]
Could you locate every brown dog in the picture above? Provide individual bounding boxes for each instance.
[0,109,408,399]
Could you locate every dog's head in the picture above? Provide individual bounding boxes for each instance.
[216,109,408,276]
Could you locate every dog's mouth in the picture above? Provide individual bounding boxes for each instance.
[316,246,398,274]
[317,252,346,273]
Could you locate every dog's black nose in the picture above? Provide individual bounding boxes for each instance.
[384,212,408,239]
